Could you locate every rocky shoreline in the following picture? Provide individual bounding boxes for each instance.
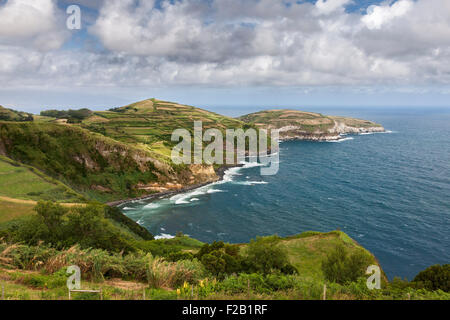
[278,126,386,142]
[106,164,243,207]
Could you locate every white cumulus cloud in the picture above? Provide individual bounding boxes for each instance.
[1,0,450,91]
[362,0,413,30]
[0,0,68,50]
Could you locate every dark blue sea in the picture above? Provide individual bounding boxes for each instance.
[120,107,450,280]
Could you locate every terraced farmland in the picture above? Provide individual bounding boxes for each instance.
[82,98,247,159]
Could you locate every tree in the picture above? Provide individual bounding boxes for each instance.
[245,237,295,275]
[10,202,135,253]
[322,243,373,284]
[413,264,450,292]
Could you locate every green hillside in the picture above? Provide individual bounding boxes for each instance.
[84,98,247,159]
[0,99,252,202]
[0,156,86,223]
[0,105,33,122]
[0,156,84,203]
[0,121,193,202]
[1,229,447,300]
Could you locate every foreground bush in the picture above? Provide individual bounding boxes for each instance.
[195,237,297,278]
[147,256,206,289]
[244,236,297,275]
[1,202,136,253]
[413,264,450,292]
[321,243,373,284]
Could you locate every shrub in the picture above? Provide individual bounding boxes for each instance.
[244,237,296,275]
[218,273,296,295]
[12,268,67,289]
[9,202,136,253]
[166,251,194,262]
[146,255,205,289]
[413,264,450,292]
[321,244,373,284]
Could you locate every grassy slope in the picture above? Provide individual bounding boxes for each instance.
[281,231,380,281]
[0,156,83,203]
[0,106,33,122]
[0,99,249,202]
[238,231,381,282]
[84,98,246,160]
[2,232,445,300]
[0,200,35,224]
[0,120,177,202]
[0,155,87,223]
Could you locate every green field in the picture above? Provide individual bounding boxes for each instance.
[83,99,247,158]
[280,231,378,281]
[0,156,82,203]
[0,156,87,223]
[0,199,35,223]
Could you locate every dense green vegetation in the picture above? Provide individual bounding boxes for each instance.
[413,264,450,292]
[0,121,170,201]
[321,243,374,284]
[0,106,33,122]
[0,202,145,253]
[0,218,448,300]
[40,108,93,123]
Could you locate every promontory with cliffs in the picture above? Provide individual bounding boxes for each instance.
[239,109,385,141]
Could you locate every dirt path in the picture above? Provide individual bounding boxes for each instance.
[0,196,85,207]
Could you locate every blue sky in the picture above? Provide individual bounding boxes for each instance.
[0,0,449,112]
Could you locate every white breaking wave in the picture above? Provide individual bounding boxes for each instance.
[235,181,268,186]
[122,207,134,210]
[169,184,225,205]
[328,137,355,143]
[175,198,190,205]
[207,189,225,194]
[139,161,269,209]
[155,233,175,240]
[221,161,265,183]
[144,203,160,209]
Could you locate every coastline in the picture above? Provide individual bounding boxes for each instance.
[107,129,386,207]
[278,126,386,142]
[106,164,243,207]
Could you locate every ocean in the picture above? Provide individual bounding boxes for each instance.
[119,106,450,280]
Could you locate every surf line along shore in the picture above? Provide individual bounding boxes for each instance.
[106,164,243,207]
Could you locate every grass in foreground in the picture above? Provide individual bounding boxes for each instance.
[0,228,447,300]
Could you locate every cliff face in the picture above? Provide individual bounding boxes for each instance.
[238,110,385,141]
[0,121,218,201]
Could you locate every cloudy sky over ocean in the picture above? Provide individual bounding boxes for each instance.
[1,0,449,111]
